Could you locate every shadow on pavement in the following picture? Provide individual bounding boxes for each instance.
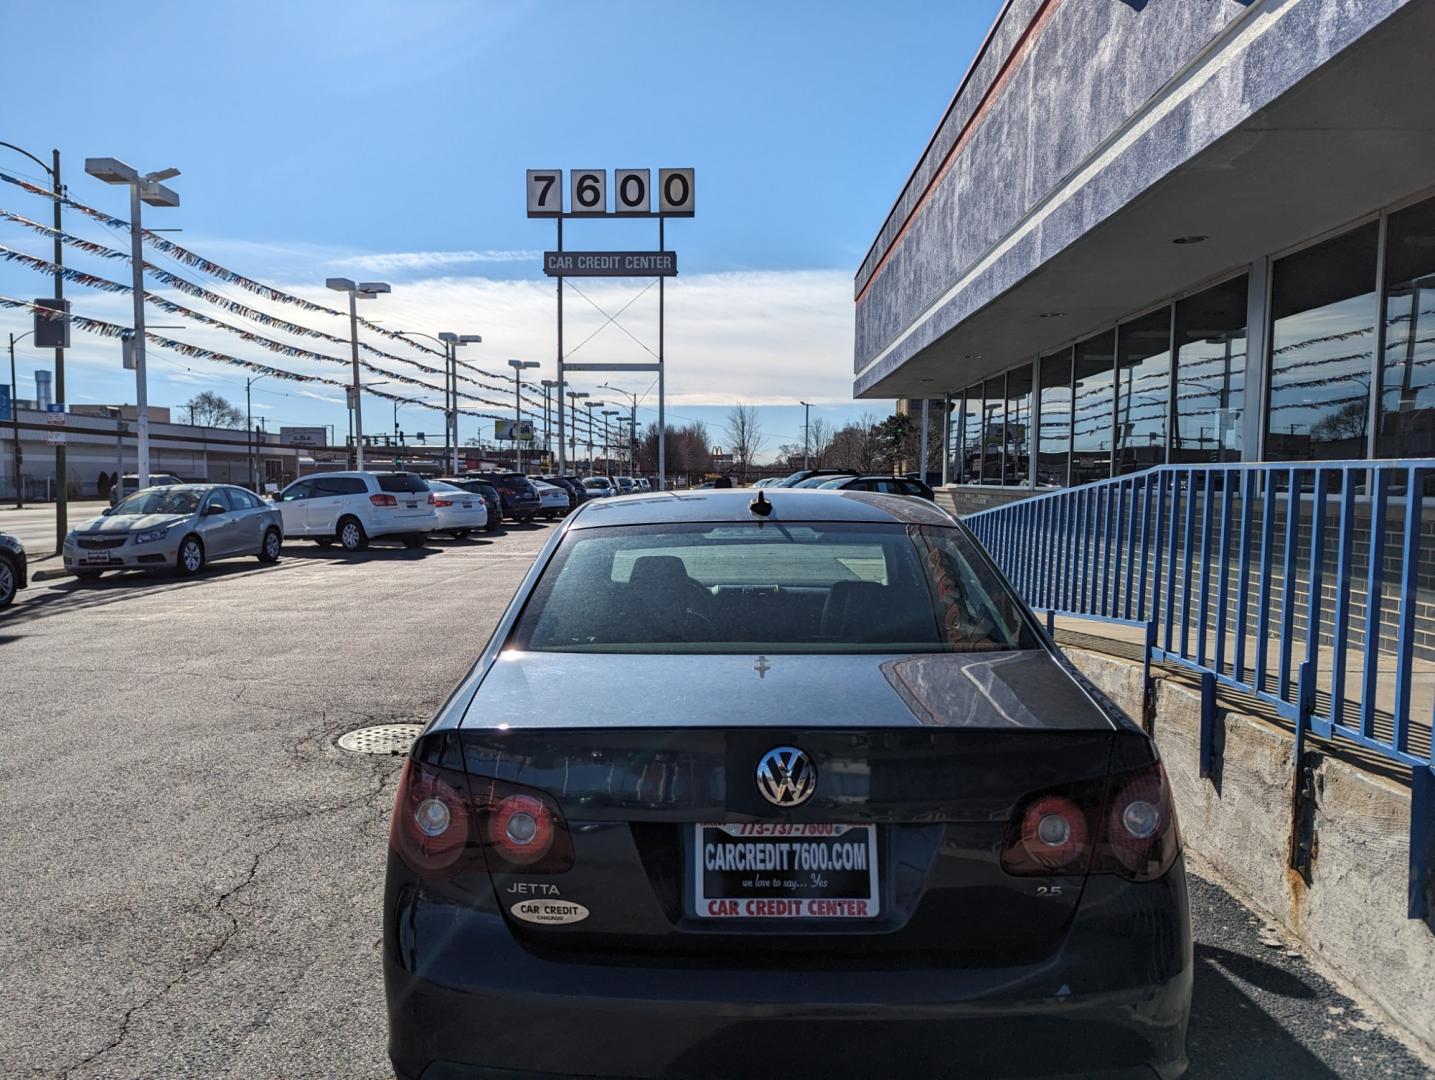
[0,559,293,630]
[1185,944,1338,1078]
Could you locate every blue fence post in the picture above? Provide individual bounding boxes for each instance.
[1199,670,1217,781]
[1143,619,1157,732]
[1361,469,1390,741]
[1412,766,1435,920]
[1391,467,1424,757]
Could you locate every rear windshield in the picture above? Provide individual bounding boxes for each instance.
[510,521,1037,654]
[376,473,428,494]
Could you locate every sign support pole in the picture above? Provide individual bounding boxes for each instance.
[556,216,566,476]
[658,216,666,491]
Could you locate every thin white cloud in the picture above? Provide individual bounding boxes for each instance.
[330,250,541,273]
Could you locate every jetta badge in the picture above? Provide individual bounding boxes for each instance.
[756,746,816,807]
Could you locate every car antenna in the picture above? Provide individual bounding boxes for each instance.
[748,489,773,517]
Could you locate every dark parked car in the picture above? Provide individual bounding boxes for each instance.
[464,472,541,523]
[818,474,936,500]
[0,531,27,608]
[384,490,1190,1080]
[438,477,502,532]
[772,467,857,488]
[792,472,857,488]
[540,475,586,509]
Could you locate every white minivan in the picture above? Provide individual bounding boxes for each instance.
[273,471,437,551]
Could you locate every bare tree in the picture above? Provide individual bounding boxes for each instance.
[185,391,244,429]
[808,417,834,467]
[723,404,765,479]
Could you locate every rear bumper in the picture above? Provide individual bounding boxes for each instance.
[385,856,1192,1080]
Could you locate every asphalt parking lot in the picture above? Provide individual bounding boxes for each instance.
[0,516,1428,1079]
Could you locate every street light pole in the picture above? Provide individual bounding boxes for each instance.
[508,360,539,473]
[325,277,391,470]
[603,410,620,475]
[541,380,559,470]
[86,158,181,492]
[800,401,813,470]
[583,401,605,474]
[567,390,588,470]
[245,372,272,492]
[7,331,32,508]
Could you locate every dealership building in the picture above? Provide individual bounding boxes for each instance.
[854,0,1435,506]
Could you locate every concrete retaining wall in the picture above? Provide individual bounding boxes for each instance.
[1065,646,1435,1052]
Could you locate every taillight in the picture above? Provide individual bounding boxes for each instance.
[434,498,454,507]
[1001,761,1179,882]
[390,758,472,875]
[370,493,397,507]
[388,759,574,878]
[469,776,574,874]
[427,493,435,505]
[1096,763,1180,881]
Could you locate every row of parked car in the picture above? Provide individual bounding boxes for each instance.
[751,468,936,499]
[0,470,648,605]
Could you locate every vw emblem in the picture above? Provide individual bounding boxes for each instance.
[755,746,816,807]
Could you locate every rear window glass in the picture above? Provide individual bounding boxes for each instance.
[377,474,428,494]
[315,476,367,496]
[510,521,1036,655]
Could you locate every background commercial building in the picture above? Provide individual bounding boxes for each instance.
[853,0,1435,503]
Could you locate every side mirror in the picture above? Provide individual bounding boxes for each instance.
[101,506,113,516]
[204,503,226,517]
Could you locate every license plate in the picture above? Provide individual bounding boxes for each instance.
[461,501,473,508]
[80,553,116,565]
[692,823,878,919]
[404,500,418,508]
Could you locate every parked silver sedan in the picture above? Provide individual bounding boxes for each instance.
[63,484,283,580]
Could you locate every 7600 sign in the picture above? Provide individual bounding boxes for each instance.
[526,168,695,218]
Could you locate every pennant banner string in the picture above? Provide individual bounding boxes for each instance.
[0,200,528,388]
[0,234,540,407]
[0,295,505,421]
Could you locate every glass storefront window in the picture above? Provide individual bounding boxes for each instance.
[1005,364,1033,486]
[1379,196,1435,459]
[1037,348,1072,487]
[1115,308,1171,474]
[1071,330,1116,484]
[959,385,983,483]
[1173,275,1248,463]
[1267,223,1378,461]
[982,376,1005,483]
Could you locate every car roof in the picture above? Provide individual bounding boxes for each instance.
[566,488,954,529]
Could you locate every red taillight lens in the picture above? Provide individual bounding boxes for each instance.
[427,493,436,505]
[434,498,454,507]
[370,493,397,507]
[1095,763,1180,882]
[1016,795,1089,872]
[469,776,574,874]
[1001,762,1179,882]
[389,762,575,877]
[390,759,472,875]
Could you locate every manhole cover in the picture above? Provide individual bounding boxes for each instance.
[337,723,424,755]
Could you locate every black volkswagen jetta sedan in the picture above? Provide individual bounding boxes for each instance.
[384,489,1191,1080]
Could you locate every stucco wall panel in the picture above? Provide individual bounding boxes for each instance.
[854,0,1415,394]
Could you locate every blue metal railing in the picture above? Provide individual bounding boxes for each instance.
[965,460,1435,919]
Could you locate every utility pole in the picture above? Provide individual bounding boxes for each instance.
[800,400,813,469]
[245,373,270,492]
[509,360,539,473]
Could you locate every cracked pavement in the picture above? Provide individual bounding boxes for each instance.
[0,525,556,1079]
[0,518,1429,1078]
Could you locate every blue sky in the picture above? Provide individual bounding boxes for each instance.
[0,0,1001,458]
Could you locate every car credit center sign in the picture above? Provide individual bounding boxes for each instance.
[543,251,676,277]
